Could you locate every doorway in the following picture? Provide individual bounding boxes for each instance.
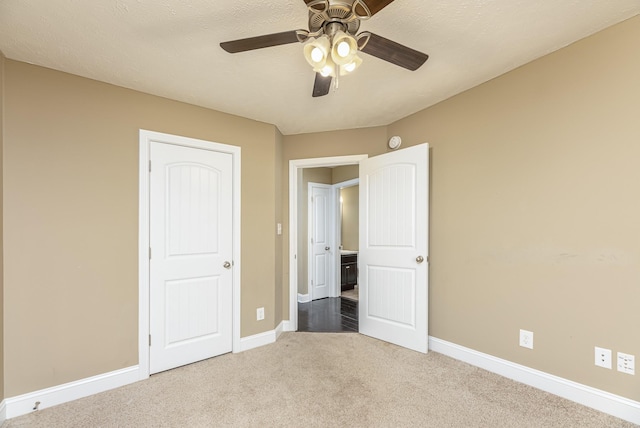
[300,170,360,332]
[288,155,367,332]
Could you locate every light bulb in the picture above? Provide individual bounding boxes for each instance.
[311,47,324,63]
[320,65,333,77]
[336,41,351,58]
[343,62,356,73]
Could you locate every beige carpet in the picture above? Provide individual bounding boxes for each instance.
[3,333,633,427]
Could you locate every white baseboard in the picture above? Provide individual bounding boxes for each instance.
[281,320,295,333]
[275,320,294,339]
[238,329,277,352]
[429,336,640,425]
[0,399,6,424]
[239,320,296,352]
[4,365,140,420]
[297,293,310,303]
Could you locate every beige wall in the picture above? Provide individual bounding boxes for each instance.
[3,60,280,396]
[331,164,358,184]
[334,165,359,252]
[387,16,640,400]
[0,50,5,402]
[340,185,359,251]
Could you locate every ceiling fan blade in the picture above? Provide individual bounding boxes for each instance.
[312,73,332,97]
[365,0,393,16]
[354,0,396,17]
[220,31,301,53]
[358,32,428,71]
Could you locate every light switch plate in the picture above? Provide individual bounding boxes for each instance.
[617,352,635,375]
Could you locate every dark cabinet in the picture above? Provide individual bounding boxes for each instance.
[341,253,358,291]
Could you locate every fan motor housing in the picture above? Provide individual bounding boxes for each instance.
[308,0,361,35]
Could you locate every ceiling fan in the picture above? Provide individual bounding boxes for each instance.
[220,0,429,97]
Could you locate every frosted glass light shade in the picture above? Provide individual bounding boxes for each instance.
[303,35,331,70]
[339,55,362,75]
[330,31,357,65]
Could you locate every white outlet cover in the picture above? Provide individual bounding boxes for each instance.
[617,352,635,375]
[595,346,612,369]
[519,329,533,349]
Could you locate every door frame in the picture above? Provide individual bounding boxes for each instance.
[308,182,337,300]
[288,155,367,331]
[138,129,241,380]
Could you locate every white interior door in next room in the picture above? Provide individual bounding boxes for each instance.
[359,143,429,353]
[309,183,335,300]
[149,141,233,374]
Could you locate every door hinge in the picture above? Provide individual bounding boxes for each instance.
[149,247,152,259]
[149,160,152,172]
[149,334,151,347]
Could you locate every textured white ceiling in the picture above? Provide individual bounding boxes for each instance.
[1,1,638,135]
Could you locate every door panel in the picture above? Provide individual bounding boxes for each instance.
[150,142,233,374]
[165,276,220,345]
[359,144,429,353]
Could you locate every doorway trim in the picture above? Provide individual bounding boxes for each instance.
[138,129,241,380]
[288,155,367,331]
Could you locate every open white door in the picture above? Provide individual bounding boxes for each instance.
[358,143,429,353]
[309,183,335,300]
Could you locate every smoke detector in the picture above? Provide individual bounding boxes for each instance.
[388,135,402,149]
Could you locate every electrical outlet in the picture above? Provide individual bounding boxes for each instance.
[595,346,612,369]
[256,307,265,321]
[519,329,533,349]
[617,352,635,375]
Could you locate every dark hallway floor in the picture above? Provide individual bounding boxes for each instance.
[298,297,358,332]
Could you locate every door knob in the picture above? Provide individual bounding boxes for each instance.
[223,261,232,269]
[416,256,424,264]
[325,246,330,251]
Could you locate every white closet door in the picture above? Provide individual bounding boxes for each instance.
[149,141,233,373]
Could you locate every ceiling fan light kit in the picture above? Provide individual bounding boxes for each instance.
[304,24,361,79]
[220,0,429,97]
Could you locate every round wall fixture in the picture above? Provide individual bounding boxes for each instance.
[388,135,402,149]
